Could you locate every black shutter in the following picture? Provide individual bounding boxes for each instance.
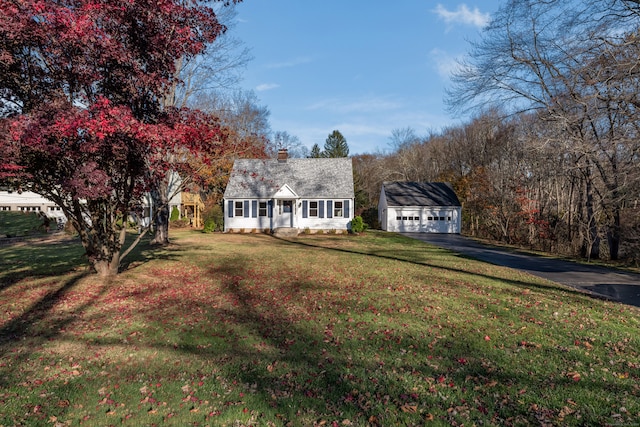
[228,200,233,218]
[327,200,333,218]
[344,200,350,218]
[252,200,257,218]
[268,200,273,217]
[319,200,324,218]
[244,200,249,217]
[302,200,308,218]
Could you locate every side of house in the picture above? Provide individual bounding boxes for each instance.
[378,182,462,233]
[223,151,355,233]
[0,190,67,224]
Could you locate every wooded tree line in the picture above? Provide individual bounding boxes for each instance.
[355,0,640,263]
[354,111,638,263]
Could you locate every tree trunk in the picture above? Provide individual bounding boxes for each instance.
[150,185,171,245]
[92,253,121,277]
[77,221,127,277]
[581,177,600,260]
[607,210,621,261]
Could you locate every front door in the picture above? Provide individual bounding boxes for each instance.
[276,200,294,228]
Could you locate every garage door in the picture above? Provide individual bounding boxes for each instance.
[394,211,421,232]
[421,211,453,233]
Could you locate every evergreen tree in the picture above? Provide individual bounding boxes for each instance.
[309,143,323,158]
[323,130,349,157]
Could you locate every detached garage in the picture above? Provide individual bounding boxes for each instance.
[378,182,461,233]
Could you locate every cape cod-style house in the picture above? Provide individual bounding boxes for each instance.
[378,181,462,233]
[223,150,355,234]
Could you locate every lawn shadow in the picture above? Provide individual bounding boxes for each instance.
[270,234,594,302]
[199,256,442,423]
[2,234,636,425]
[0,271,101,387]
[0,232,180,292]
[168,250,637,424]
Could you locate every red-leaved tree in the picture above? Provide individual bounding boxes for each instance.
[0,0,238,276]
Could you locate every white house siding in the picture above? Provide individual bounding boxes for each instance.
[224,198,354,232]
[225,199,275,231]
[298,199,353,231]
[0,191,58,212]
[0,191,67,226]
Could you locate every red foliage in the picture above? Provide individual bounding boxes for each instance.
[0,0,241,275]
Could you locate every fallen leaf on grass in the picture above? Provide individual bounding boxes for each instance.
[566,371,581,382]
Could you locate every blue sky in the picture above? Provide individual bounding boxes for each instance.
[234,2,500,155]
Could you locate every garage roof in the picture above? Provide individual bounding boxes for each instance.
[382,182,461,207]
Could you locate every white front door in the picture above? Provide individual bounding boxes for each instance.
[276,200,294,227]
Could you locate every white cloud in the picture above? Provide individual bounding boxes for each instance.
[430,48,463,79]
[433,4,490,28]
[256,83,280,92]
[305,96,402,114]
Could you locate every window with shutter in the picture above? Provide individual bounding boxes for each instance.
[333,201,342,217]
[234,201,243,217]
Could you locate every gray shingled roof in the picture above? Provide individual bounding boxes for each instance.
[382,182,461,207]
[224,158,355,199]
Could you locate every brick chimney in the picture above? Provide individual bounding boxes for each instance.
[277,148,288,162]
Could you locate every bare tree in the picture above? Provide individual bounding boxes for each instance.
[149,2,253,244]
[447,0,640,259]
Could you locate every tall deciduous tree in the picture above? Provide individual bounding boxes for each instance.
[189,90,269,206]
[150,3,252,245]
[0,0,236,276]
[447,0,640,260]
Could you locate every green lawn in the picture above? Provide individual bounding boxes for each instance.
[1,230,639,426]
[0,211,47,238]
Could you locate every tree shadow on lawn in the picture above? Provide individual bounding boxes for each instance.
[0,271,96,385]
[180,255,640,424]
[0,232,183,293]
[0,237,86,292]
[200,253,639,425]
[0,247,636,425]
[0,234,184,383]
[271,235,596,304]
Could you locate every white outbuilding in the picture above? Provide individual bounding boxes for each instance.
[378,182,461,233]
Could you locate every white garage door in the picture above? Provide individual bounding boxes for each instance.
[421,211,453,233]
[393,211,421,232]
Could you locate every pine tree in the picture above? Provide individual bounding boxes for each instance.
[309,143,323,158]
[323,130,349,157]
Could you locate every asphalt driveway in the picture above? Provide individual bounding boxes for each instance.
[402,233,640,308]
